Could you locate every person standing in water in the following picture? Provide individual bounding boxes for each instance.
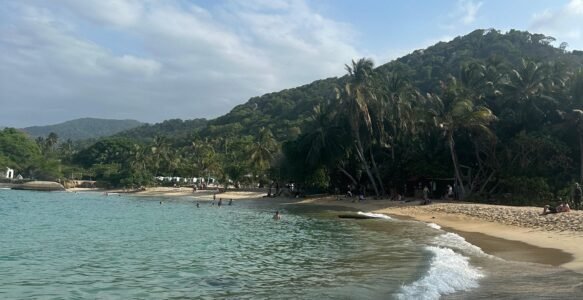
[218,198,223,208]
[273,211,281,220]
[228,199,233,206]
[196,202,200,208]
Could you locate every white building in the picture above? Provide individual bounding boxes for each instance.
[2,167,14,179]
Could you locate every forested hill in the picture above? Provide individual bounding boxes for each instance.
[200,29,583,141]
[114,118,208,142]
[23,118,143,141]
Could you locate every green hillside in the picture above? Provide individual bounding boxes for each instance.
[115,118,208,143]
[202,29,583,142]
[23,118,143,141]
[11,29,583,204]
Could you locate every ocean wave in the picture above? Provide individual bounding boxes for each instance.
[396,246,484,300]
[357,212,392,219]
[426,223,441,230]
[432,232,490,258]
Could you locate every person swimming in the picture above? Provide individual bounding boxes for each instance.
[273,211,281,220]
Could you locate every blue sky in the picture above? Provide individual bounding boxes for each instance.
[1,0,582,127]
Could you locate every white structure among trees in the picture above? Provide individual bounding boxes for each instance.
[4,168,14,179]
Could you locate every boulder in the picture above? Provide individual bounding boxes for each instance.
[12,181,66,191]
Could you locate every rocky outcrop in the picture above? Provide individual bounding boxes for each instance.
[12,181,66,191]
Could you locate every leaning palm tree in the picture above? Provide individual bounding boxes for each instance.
[436,78,497,199]
[338,58,381,197]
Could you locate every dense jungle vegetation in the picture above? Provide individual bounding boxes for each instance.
[3,29,583,205]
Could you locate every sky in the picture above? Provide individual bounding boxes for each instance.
[1,0,583,128]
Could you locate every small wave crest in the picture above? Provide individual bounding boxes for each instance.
[432,232,493,258]
[427,223,441,230]
[396,246,484,300]
[357,212,392,219]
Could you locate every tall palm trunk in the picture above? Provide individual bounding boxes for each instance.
[579,133,583,183]
[448,131,466,199]
[338,166,358,187]
[369,148,386,197]
[355,138,380,197]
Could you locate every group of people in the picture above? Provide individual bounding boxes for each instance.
[207,194,234,208]
[541,182,581,215]
[542,202,571,214]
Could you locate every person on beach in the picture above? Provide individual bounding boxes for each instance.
[445,185,453,199]
[542,202,570,214]
[273,211,281,220]
[574,183,582,210]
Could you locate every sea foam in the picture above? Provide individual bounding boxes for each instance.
[432,232,490,257]
[357,211,392,219]
[396,246,484,300]
[426,222,441,230]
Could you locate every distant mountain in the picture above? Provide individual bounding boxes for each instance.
[23,118,144,141]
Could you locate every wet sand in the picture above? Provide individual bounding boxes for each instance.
[297,196,583,274]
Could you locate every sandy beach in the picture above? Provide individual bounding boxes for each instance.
[68,186,268,200]
[298,196,583,274]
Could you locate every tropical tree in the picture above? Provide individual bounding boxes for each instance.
[437,76,497,199]
[339,58,382,197]
[250,127,278,177]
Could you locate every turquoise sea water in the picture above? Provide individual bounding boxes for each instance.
[1,189,582,299]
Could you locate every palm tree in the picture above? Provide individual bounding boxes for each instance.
[250,127,278,174]
[437,77,497,199]
[151,136,169,176]
[566,110,583,183]
[301,102,358,186]
[566,69,583,182]
[46,132,59,153]
[502,59,556,129]
[339,58,381,197]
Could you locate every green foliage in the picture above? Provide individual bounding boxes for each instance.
[0,128,42,170]
[116,118,207,143]
[23,118,143,141]
[498,176,553,205]
[8,29,583,203]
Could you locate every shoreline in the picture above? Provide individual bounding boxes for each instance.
[65,188,583,273]
[67,186,269,201]
[297,196,583,274]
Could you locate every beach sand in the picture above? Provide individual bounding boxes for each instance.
[297,196,583,274]
[69,187,268,200]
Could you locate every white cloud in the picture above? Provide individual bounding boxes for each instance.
[58,0,144,27]
[0,0,361,127]
[459,0,483,25]
[530,0,583,47]
[442,0,483,29]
